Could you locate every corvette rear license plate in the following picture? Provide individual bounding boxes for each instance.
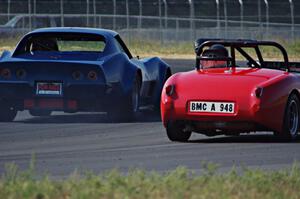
[36,82,62,95]
[189,101,235,114]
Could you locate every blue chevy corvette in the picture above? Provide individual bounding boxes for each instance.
[0,27,171,121]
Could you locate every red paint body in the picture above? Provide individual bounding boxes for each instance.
[161,67,300,135]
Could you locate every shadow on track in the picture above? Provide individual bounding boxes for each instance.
[188,134,300,143]
[17,111,161,124]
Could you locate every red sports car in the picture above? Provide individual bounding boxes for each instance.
[161,39,300,141]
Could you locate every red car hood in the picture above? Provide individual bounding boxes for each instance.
[174,67,287,101]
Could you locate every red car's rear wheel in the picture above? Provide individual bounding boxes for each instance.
[166,121,191,142]
[281,93,300,140]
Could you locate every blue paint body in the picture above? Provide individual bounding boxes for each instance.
[0,28,170,113]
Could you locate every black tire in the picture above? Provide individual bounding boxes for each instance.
[279,93,300,141]
[166,121,192,142]
[108,75,141,122]
[0,104,17,122]
[29,110,52,117]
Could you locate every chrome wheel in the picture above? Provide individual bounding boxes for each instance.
[281,94,300,140]
[107,76,141,122]
[288,99,299,137]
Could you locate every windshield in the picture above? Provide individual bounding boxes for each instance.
[13,33,106,61]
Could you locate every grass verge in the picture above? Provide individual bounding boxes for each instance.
[1,36,300,60]
[1,162,300,199]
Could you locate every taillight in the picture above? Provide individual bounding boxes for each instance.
[166,85,175,96]
[88,71,97,80]
[1,68,11,79]
[72,71,82,80]
[255,87,263,98]
[16,69,26,79]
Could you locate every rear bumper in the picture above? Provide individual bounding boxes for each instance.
[161,97,272,133]
[0,81,120,112]
[180,120,268,133]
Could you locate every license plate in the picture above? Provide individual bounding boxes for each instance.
[189,101,235,114]
[36,82,62,95]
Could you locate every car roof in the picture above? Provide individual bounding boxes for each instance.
[29,27,118,38]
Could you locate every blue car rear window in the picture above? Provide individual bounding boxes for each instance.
[13,33,106,61]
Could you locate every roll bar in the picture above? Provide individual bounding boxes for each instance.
[195,39,289,71]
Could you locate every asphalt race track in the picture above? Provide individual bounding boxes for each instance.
[1,59,300,178]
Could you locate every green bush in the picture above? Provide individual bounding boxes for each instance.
[2,37,300,60]
[1,162,300,199]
